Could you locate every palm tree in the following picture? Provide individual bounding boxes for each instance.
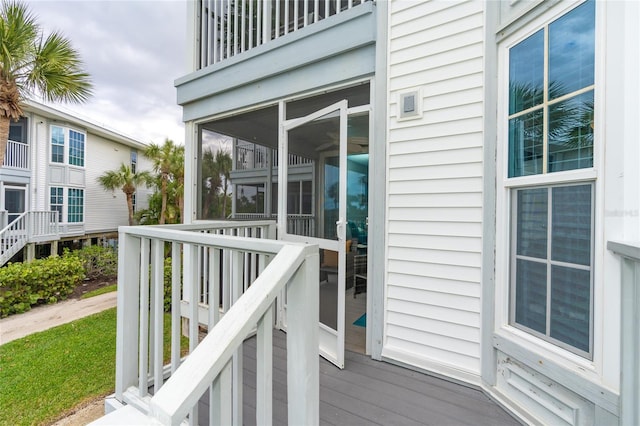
[97,163,152,226]
[200,146,232,219]
[144,139,184,224]
[215,149,232,217]
[0,1,92,166]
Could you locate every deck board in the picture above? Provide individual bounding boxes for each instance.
[196,329,519,425]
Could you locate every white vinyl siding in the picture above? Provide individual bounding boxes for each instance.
[84,135,151,233]
[384,0,484,381]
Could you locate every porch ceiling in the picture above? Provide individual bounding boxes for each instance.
[200,84,370,161]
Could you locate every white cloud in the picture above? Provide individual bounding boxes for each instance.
[26,0,187,145]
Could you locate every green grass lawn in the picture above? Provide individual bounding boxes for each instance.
[0,308,117,425]
[0,308,185,426]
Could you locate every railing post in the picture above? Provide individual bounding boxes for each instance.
[0,210,7,230]
[115,230,141,400]
[286,245,319,426]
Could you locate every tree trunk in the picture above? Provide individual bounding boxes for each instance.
[125,192,135,226]
[159,177,167,225]
[0,115,11,167]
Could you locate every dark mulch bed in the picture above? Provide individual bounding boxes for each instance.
[69,278,117,300]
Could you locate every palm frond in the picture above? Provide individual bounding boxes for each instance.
[29,31,92,103]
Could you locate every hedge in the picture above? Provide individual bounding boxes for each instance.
[0,253,85,318]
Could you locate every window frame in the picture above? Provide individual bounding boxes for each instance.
[509,182,595,358]
[51,125,65,164]
[49,186,85,224]
[131,149,138,174]
[50,187,64,223]
[67,188,84,223]
[68,129,85,167]
[50,125,86,167]
[496,0,602,366]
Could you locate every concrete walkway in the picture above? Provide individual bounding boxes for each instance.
[0,292,117,345]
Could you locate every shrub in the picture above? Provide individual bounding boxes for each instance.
[72,245,118,280]
[0,253,85,317]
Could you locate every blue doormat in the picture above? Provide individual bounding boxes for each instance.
[353,313,366,327]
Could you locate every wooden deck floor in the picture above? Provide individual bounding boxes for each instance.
[195,330,520,425]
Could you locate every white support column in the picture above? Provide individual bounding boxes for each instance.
[286,247,319,426]
[183,121,197,225]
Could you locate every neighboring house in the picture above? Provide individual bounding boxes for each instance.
[97,1,640,425]
[0,100,153,265]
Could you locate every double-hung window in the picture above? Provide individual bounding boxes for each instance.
[50,187,84,223]
[51,125,85,167]
[68,130,85,166]
[51,126,65,163]
[506,0,595,358]
[50,187,64,222]
[67,188,84,223]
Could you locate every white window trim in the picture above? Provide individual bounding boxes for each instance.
[494,0,605,380]
[49,186,85,224]
[49,125,86,168]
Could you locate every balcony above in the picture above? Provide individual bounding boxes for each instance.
[2,140,29,170]
[176,0,376,121]
[195,0,372,70]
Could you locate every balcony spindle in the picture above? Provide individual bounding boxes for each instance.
[233,0,238,55]
[226,0,231,59]
[256,305,273,425]
[303,0,308,27]
[314,0,319,23]
[171,242,182,374]
[275,0,280,38]
[249,0,254,49]
[256,0,262,45]
[231,249,243,425]
[241,0,247,52]
[212,0,218,64]
[152,239,164,392]
[138,238,150,397]
[284,0,289,35]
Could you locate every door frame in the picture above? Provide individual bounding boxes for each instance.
[278,100,349,368]
[3,184,28,224]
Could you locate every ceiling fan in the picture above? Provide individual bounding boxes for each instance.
[315,132,368,153]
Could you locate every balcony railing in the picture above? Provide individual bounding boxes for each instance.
[3,140,29,170]
[235,143,270,170]
[197,0,369,69]
[0,211,59,266]
[233,213,315,236]
[234,142,313,171]
[108,220,320,424]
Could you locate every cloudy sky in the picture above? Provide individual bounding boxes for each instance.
[26,0,187,145]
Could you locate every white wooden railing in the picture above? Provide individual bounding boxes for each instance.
[232,213,315,236]
[608,241,640,426]
[2,140,29,169]
[235,143,269,170]
[0,211,59,265]
[234,143,313,171]
[197,0,369,69]
[111,221,319,425]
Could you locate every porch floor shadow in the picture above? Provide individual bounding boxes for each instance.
[194,329,520,425]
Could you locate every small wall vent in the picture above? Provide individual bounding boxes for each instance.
[398,88,423,121]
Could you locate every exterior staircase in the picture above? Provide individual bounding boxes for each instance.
[0,211,59,266]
